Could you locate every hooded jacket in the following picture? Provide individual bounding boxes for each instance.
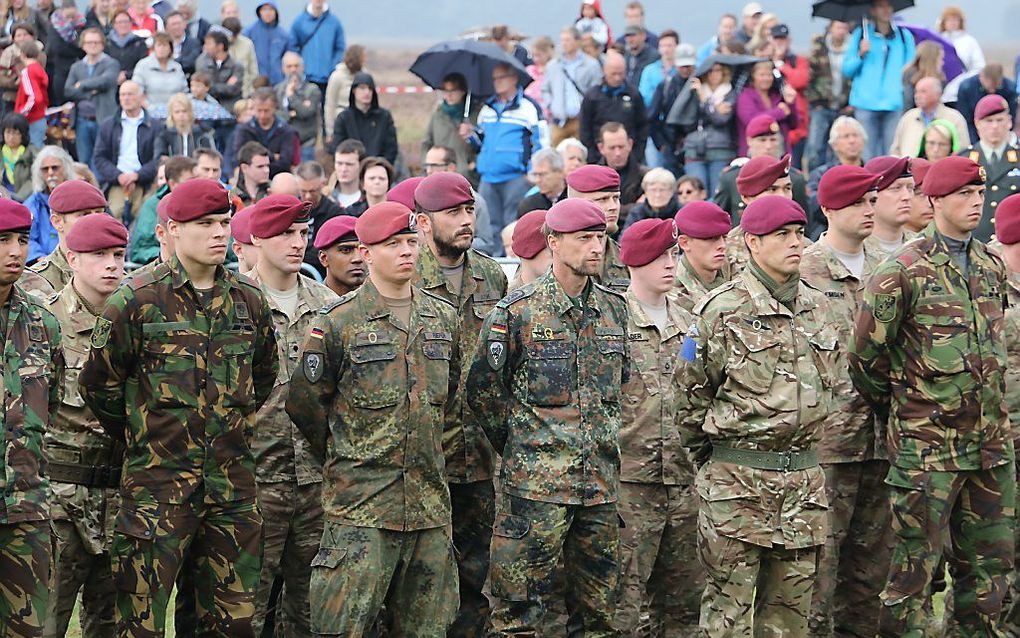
[328,73,398,163]
[287,3,345,85]
[243,1,288,85]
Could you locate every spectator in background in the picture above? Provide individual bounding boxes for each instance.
[92,80,157,218]
[150,0,173,21]
[328,72,398,164]
[421,145,497,254]
[638,29,678,106]
[276,53,321,162]
[289,0,345,95]
[153,92,214,158]
[0,113,35,201]
[734,2,762,44]
[14,41,48,148]
[937,6,984,73]
[24,144,72,264]
[683,61,737,198]
[0,23,45,115]
[804,20,852,170]
[622,167,679,230]
[5,0,49,47]
[295,160,342,273]
[193,147,223,181]
[127,0,161,35]
[165,10,200,75]
[746,12,778,54]
[902,41,944,110]
[622,23,657,90]
[580,50,646,165]
[132,32,187,110]
[325,139,364,208]
[195,29,244,114]
[696,13,737,65]
[736,60,798,157]
[471,62,544,255]
[421,72,480,184]
[324,45,367,139]
[556,136,588,175]
[45,0,85,107]
[918,119,960,160]
[957,63,1016,142]
[516,147,566,216]
[175,0,211,44]
[806,115,866,237]
[65,26,119,167]
[677,174,707,204]
[244,2,287,86]
[770,24,810,167]
[84,0,112,34]
[345,155,392,216]
[542,26,602,146]
[574,0,610,51]
[842,0,915,160]
[221,18,257,99]
[232,87,298,178]
[491,24,532,67]
[232,140,270,204]
[598,121,645,222]
[890,77,969,157]
[647,43,696,174]
[104,10,147,82]
[525,36,553,117]
[614,1,657,49]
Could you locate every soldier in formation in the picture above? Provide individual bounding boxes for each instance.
[508,209,551,292]
[30,180,109,292]
[861,156,916,257]
[672,201,732,312]
[961,94,1020,243]
[313,215,366,298]
[564,165,630,291]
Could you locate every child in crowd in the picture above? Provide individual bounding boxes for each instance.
[14,40,48,148]
[575,0,610,49]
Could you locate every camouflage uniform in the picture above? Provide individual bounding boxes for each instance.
[284,278,460,636]
[18,270,55,302]
[0,284,64,638]
[674,269,838,637]
[1001,276,1020,636]
[29,247,72,292]
[673,254,729,313]
[614,290,701,636]
[78,256,279,638]
[862,229,917,259]
[467,270,630,637]
[600,238,630,292]
[712,162,810,223]
[800,239,892,638]
[43,282,120,638]
[412,243,507,637]
[246,270,337,637]
[849,224,1015,637]
[726,227,813,275]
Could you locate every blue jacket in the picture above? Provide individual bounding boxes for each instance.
[26,192,55,264]
[244,2,289,85]
[843,23,915,112]
[288,7,345,85]
[471,88,544,184]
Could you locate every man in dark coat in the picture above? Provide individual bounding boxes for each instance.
[327,72,398,163]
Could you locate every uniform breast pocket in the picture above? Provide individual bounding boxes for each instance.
[596,338,625,403]
[141,336,198,409]
[526,340,574,407]
[725,319,781,395]
[349,343,400,409]
[422,336,452,406]
[61,345,89,408]
[222,339,255,409]
[915,302,968,376]
[806,325,839,390]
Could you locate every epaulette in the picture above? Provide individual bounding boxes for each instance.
[469,249,507,278]
[420,287,456,309]
[320,290,358,314]
[893,235,930,268]
[592,280,626,300]
[693,279,740,316]
[496,284,534,309]
[126,262,168,290]
[232,269,262,292]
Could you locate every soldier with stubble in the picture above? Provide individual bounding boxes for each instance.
[672,201,732,312]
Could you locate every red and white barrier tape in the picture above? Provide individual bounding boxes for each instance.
[378,86,435,94]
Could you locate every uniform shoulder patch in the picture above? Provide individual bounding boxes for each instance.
[592,281,627,299]
[91,317,113,348]
[420,287,456,308]
[496,286,533,309]
[872,294,897,323]
[321,291,357,314]
[302,351,324,383]
[126,263,165,290]
[693,280,739,315]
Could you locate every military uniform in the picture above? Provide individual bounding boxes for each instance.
[285,278,461,636]
[726,226,813,275]
[800,239,892,638]
[849,224,1015,636]
[614,289,701,636]
[43,282,120,638]
[712,160,810,224]
[1001,275,1020,635]
[674,269,838,636]
[673,254,729,313]
[412,243,507,637]
[862,228,918,258]
[78,256,279,638]
[600,238,630,292]
[246,270,337,637]
[468,270,630,637]
[961,144,1020,242]
[0,284,64,638]
[18,270,55,302]
[29,247,72,292]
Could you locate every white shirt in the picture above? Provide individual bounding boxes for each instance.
[116,112,144,174]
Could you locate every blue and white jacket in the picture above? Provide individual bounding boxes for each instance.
[472,88,546,184]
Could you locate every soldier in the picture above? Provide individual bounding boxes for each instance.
[314,215,366,297]
[78,179,279,638]
[861,156,915,257]
[613,218,702,635]
[0,199,64,638]
[713,114,810,222]
[508,210,551,292]
[674,196,837,636]
[849,156,1015,636]
[385,176,424,210]
[959,94,1020,242]
[565,164,630,291]
[30,180,109,290]
[673,201,732,312]
[285,202,460,636]
[905,158,934,234]
[129,198,176,281]
[724,154,798,272]
[409,171,507,636]
[231,207,259,273]
[468,198,630,637]
[44,213,128,638]
[799,166,890,638]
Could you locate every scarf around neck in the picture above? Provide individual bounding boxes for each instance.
[748,258,799,312]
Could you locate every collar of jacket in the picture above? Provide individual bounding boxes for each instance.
[486,87,522,110]
[416,242,481,299]
[535,269,604,318]
[923,223,988,270]
[737,267,816,318]
[167,253,236,297]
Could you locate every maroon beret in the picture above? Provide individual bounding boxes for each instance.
[386,176,425,210]
[741,195,807,235]
[546,198,607,233]
[864,156,912,191]
[230,207,253,245]
[415,172,474,211]
[910,157,932,190]
[356,201,417,245]
[746,114,781,139]
[620,218,679,267]
[566,165,620,193]
[512,210,548,259]
[975,94,1010,121]
[249,194,312,239]
[737,154,790,197]
[164,179,231,222]
[922,155,985,197]
[996,195,1020,244]
[65,213,128,252]
[0,199,32,233]
[817,165,881,210]
[313,215,359,249]
[48,180,107,214]
[674,201,731,238]
[156,194,172,225]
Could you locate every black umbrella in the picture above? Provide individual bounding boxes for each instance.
[811,0,914,22]
[694,53,767,78]
[410,39,533,98]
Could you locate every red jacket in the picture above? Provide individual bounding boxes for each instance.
[779,54,810,149]
[15,61,48,124]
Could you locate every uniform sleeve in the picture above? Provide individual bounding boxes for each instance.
[848,262,909,411]
[673,310,725,467]
[466,304,515,454]
[78,287,141,442]
[285,313,340,465]
[251,292,279,412]
[45,313,64,414]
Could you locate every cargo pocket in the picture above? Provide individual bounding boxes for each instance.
[488,512,532,602]
[525,340,574,407]
[111,506,157,596]
[596,337,626,403]
[724,318,781,395]
[223,340,256,409]
[422,335,452,406]
[882,466,931,608]
[349,343,400,409]
[309,545,347,636]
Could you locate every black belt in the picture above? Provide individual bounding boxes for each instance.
[48,461,121,488]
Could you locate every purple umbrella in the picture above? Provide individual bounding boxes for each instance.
[897,22,966,82]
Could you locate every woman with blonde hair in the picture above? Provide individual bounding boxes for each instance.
[152,92,214,158]
[917,119,961,161]
[746,12,778,56]
[937,6,984,73]
[903,41,945,108]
